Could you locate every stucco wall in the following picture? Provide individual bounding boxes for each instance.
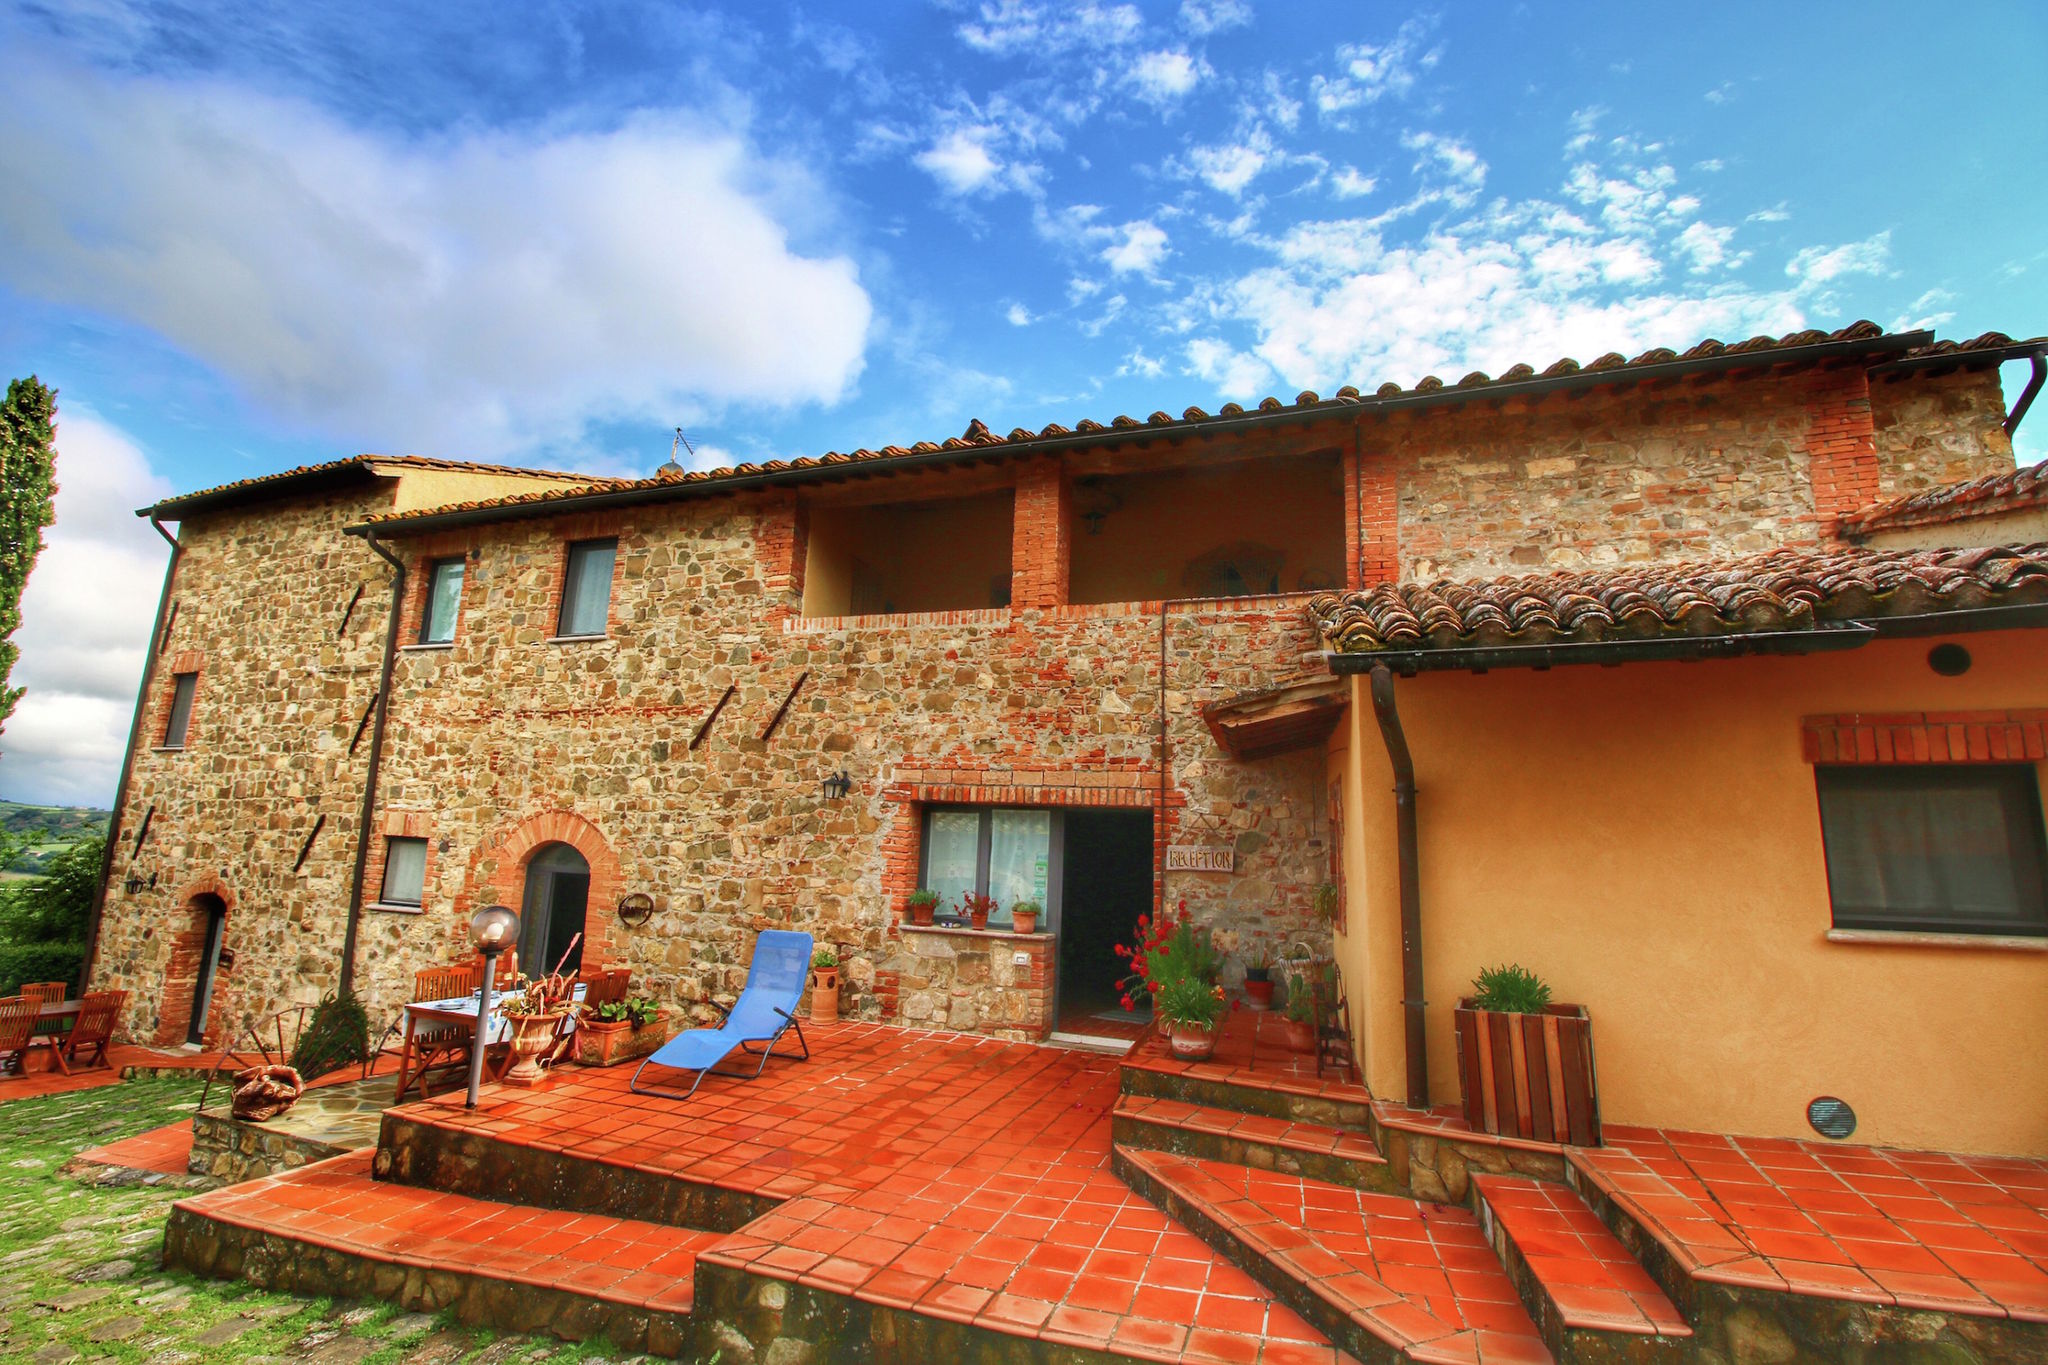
[1334,629,2048,1156]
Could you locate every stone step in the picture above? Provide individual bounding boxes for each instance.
[1470,1175,1692,1364]
[1112,1093,1397,1192]
[1114,1145,1554,1365]
[1119,1016,1377,1129]
[164,1150,717,1355]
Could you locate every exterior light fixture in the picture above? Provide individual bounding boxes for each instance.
[465,904,520,1109]
[124,873,143,895]
[821,770,852,801]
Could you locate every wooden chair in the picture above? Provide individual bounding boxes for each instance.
[20,982,65,1008]
[65,991,126,1071]
[0,997,39,1077]
[400,964,483,1097]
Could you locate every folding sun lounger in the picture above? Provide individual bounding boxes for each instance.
[630,930,813,1100]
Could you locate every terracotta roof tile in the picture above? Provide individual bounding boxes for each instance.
[1838,462,2048,537]
[1308,544,2048,654]
[356,321,1979,531]
[146,453,611,517]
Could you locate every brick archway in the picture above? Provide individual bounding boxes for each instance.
[469,811,622,971]
[153,876,236,1047]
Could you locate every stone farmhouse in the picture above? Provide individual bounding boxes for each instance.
[83,319,2047,1157]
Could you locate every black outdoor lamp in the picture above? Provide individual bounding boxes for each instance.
[821,769,852,801]
[465,904,520,1109]
[123,872,143,895]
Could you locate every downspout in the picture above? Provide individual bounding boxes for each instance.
[2004,347,2046,438]
[79,515,182,996]
[1367,663,1428,1109]
[340,531,406,997]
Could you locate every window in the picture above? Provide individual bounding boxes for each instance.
[419,557,465,644]
[162,673,198,748]
[1816,765,2048,936]
[557,539,617,637]
[379,837,428,907]
[920,807,1056,927]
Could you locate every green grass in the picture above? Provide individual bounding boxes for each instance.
[0,1078,665,1362]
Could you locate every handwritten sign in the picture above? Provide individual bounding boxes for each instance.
[1166,845,1235,873]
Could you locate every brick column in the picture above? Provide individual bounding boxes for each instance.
[1804,369,1880,540]
[1011,456,1070,610]
[1348,443,1399,588]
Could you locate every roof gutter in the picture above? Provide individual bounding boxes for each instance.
[81,517,182,996]
[339,531,407,998]
[343,331,1931,540]
[2003,348,2046,439]
[1367,665,1429,1109]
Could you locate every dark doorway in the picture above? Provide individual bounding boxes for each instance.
[1056,810,1154,1039]
[186,893,228,1046]
[519,843,591,976]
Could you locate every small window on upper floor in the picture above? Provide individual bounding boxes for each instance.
[557,539,617,638]
[420,557,466,644]
[1816,764,2048,937]
[162,673,198,748]
[379,836,428,907]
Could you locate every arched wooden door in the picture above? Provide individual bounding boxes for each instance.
[518,843,590,976]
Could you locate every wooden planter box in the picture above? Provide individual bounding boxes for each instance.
[575,1012,669,1068]
[1453,999,1600,1146]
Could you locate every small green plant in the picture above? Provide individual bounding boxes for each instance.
[813,947,839,969]
[592,995,661,1027]
[907,889,939,911]
[1284,974,1317,1025]
[287,990,370,1080]
[1010,899,1042,918]
[1313,882,1341,923]
[1471,963,1551,1015]
[1154,973,1224,1029]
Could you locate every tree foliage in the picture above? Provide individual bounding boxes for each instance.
[0,834,102,943]
[0,377,58,734]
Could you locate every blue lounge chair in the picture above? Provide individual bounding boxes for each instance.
[630,930,813,1100]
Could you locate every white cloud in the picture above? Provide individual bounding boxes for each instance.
[1788,232,1891,288]
[957,1,1143,56]
[1330,167,1376,200]
[1892,288,1956,333]
[1313,17,1439,123]
[0,57,872,463]
[1179,0,1251,36]
[1005,302,1034,326]
[916,127,1005,194]
[1,413,174,807]
[1188,128,1276,196]
[1102,220,1171,276]
[1128,50,1204,104]
[1119,347,1167,378]
[1185,337,1273,398]
[1674,220,1742,274]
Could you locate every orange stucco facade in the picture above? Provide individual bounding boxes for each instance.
[1332,627,2048,1157]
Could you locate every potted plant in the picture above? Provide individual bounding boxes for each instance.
[1241,941,1274,1011]
[499,975,572,1086]
[1010,900,1042,934]
[906,889,939,927]
[957,891,997,931]
[810,948,841,1024]
[575,995,668,1067]
[1156,973,1225,1060]
[1454,964,1600,1146]
[1314,882,1341,926]
[1281,975,1317,1052]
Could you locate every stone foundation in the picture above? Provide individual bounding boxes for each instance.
[887,924,1053,1041]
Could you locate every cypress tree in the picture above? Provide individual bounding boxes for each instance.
[0,377,58,734]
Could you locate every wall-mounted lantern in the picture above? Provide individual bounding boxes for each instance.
[821,770,853,801]
[123,872,143,895]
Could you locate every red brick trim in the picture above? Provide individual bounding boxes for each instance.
[1350,446,1398,589]
[1802,710,2048,765]
[540,517,627,638]
[151,876,235,1047]
[1804,370,1880,538]
[758,492,807,600]
[397,540,473,646]
[151,651,206,749]
[362,809,438,911]
[467,809,624,970]
[1011,455,1070,609]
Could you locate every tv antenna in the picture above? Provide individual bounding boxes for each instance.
[660,426,695,476]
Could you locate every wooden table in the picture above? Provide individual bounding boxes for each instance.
[393,985,586,1102]
[2,1001,81,1076]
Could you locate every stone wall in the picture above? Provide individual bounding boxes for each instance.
[1868,366,2014,500]
[891,924,1052,1040]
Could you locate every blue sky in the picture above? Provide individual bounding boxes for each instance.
[1,0,2044,804]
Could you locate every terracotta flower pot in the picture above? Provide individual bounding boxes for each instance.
[810,968,840,1024]
[1167,1021,1217,1061]
[1243,978,1275,1011]
[1282,1018,1316,1053]
[575,1011,669,1067]
[1011,908,1039,934]
[909,900,937,926]
[504,1012,565,1087]
[969,908,989,931]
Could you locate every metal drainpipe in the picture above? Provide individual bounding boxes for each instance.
[79,516,182,996]
[1367,663,1429,1109]
[340,532,407,998]
[2004,347,2047,438]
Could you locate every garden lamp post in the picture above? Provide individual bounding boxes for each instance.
[466,904,520,1109]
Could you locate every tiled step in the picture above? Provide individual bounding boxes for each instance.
[1120,1019,1376,1130]
[164,1150,717,1354]
[1114,1145,1553,1365]
[1470,1175,1692,1363]
[1113,1094,1397,1193]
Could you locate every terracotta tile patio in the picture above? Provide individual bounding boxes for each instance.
[1575,1126,2048,1321]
